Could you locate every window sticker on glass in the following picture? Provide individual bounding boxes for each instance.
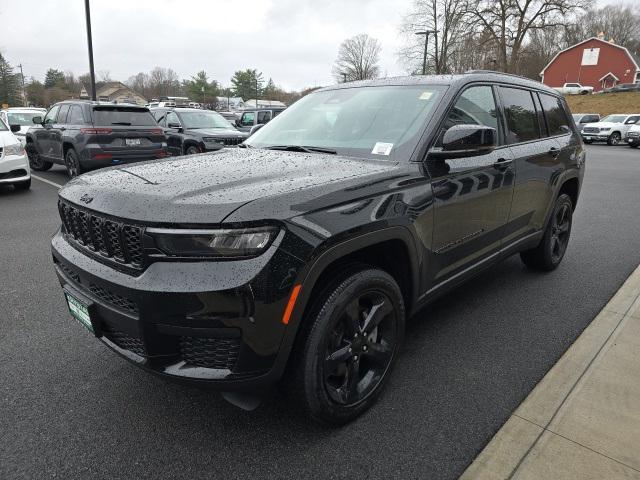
[372,142,393,155]
[419,91,433,101]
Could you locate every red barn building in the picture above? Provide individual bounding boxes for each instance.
[541,37,640,92]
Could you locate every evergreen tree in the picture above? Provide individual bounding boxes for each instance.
[44,68,65,88]
[230,69,264,101]
[0,53,20,106]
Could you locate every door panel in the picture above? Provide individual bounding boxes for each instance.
[38,105,61,160]
[51,104,70,161]
[428,85,515,283]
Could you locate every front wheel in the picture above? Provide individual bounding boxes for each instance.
[287,268,405,424]
[607,132,621,146]
[630,143,639,149]
[520,194,573,271]
[65,148,83,178]
[185,146,200,155]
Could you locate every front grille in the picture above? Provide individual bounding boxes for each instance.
[89,283,138,314]
[628,132,640,138]
[583,127,600,134]
[102,325,146,356]
[179,336,240,370]
[0,168,28,180]
[58,201,144,271]
[222,137,243,146]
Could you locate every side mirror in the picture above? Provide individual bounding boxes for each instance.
[167,122,182,130]
[10,124,20,133]
[429,124,497,160]
[32,116,42,125]
[249,124,264,136]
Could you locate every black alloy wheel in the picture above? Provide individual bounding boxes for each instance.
[287,267,405,424]
[322,290,398,406]
[26,143,53,171]
[65,149,82,178]
[520,193,573,271]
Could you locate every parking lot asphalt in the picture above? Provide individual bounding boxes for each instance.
[2,144,640,480]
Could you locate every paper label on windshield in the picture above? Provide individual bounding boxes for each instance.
[372,142,393,156]
[419,91,433,100]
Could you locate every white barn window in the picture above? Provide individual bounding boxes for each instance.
[581,48,600,66]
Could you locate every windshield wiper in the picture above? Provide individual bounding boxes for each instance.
[265,145,337,155]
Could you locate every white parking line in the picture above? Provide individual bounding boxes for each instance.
[32,175,63,189]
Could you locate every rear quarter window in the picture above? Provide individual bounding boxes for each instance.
[92,107,157,126]
[539,94,571,136]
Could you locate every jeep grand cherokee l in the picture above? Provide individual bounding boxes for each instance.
[51,73,584,424]
[26,101,168,178]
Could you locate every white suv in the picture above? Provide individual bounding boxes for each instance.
[581,114,640,146]
[0,117,30,191]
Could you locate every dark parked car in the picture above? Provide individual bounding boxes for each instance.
[26,101,168,178]
[235,107,286,132]
[51,72,584,424]
[151,107,248,156]
[571,113,600,133]
[604,83,640,93]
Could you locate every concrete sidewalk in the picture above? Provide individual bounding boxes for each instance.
[461,264,640,479]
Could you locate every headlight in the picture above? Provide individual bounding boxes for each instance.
[147,226,278,258]
[3,142,25,156]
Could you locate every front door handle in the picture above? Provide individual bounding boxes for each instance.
[549,147,561,158]
[493,158,513,171]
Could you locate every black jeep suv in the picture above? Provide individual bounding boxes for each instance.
[150,107,248,156]
[26,101,168,178]
[51,73,584,424]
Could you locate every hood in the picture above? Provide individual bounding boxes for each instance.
[584,122,622,129]
[186,127,246,137]
[59,148,398,224]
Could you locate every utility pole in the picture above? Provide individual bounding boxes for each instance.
[415,30,437,75]
[17,63,26,106]
[255,77,259,109]
[84,0,97,101]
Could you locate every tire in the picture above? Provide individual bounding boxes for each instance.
[630,144,639,149]
[185,146,200,155]
[13,178,31,191]
[26,142,53,171]
[286,267,405,424]
[580,90,588,95]
[607,132,621,146]
[64,148,83,178]
[520,194,573,271]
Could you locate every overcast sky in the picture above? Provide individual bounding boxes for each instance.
[0,0,621,92]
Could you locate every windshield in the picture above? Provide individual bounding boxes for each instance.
[601,115,626,123]
[92,107,157,126]
[0,117,7,131]
[246,84,445,159]
[179,111,234,129]
[7,112,40,126]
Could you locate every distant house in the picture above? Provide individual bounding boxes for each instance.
[216,96,245,111]
[541,36,640,92]
[80,81,147,105]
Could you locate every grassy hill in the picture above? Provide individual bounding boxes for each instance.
[565,92,640,116]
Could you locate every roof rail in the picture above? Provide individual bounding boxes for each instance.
[464,70,530,80]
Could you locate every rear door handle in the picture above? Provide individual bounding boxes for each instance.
[549,147,560,158]
[493,158,513,171]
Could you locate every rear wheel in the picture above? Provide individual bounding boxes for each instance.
[26,143,53,171]
[64,148,83,178]
[520,194,573,271]
[607,132,621,146]
[13,178,31,191]
[287,268,405,424]
[185,146,200,155]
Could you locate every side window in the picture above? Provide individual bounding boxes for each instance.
[625,116,640,125]
[166,111,180,127]
[67,106,86,125]
[240,112,255,127]
[57,105,71,124]
[440,85,499,143]
[257,110,272,124]
[44,105,60,125]
[499,87,540,144]
[273,110,282,118]
[585,115,599,123]
[539,93,570,136]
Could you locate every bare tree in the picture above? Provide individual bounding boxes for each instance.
[466,0,588,73]
[579,4,640,50]
[332,34,382,82]
[398,0,468,74]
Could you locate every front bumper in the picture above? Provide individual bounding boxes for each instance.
[0,152,30,184]
[626,136,640,146]
[581,133,610,142]
[80,146,169,169]
[51,229,304,390]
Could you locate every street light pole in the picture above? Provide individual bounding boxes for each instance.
[415,30,437,75]
[84,0,97,101]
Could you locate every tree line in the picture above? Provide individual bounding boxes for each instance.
[334,1,640,82]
